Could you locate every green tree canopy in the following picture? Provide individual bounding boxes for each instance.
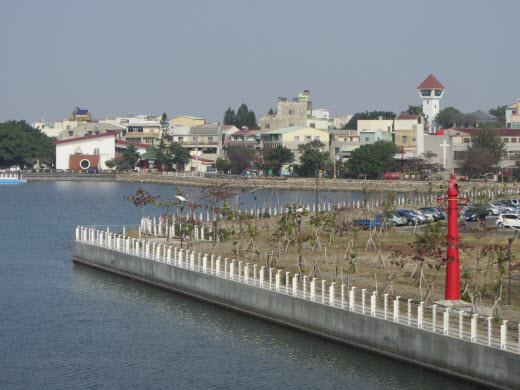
[215,157,231,173]
[262,146,295,175]
[434,107,461,129]
[226,146,258,174]
[223,108,236,125]
[343,111,396,130]
[297,140,330,177]
[0,120,55,167]
[401,105,424,117]
[470,125,506,166]
[489,105,507,125]
[458,148,495,178]
[346,141,400,179]
[122,144,140,169]
[169,142,190,170]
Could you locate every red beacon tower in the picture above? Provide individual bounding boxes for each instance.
[437,173,468,300]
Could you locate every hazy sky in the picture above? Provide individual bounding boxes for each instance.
[1,0,519,123]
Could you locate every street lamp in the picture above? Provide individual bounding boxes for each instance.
[315,148,323,215]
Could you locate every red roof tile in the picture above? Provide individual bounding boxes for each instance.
[53,131,120,145]
[417,74,446,90]
[396,114,420,120]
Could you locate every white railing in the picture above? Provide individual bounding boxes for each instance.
[76,225,520,354]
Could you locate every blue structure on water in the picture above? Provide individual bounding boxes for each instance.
[0,173,27,184]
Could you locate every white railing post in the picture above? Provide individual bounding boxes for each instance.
[224,258,228,277]
[286,272,290,293]
[190,251,195,270]
[145,242,150,258]
[384,294,388,319]
[487,317,492,345]
[322,280,326,304]
[408,299,412,325]
[203,254,208,273]
[393,297,400,322]
[167,247,172,264]
[269,268,273,289]
[197,252,202,271]
[329,283,335,306]
[275,270,280,292]
[471,314,477,342]
[501,321,508,350]
[238,261,242,282]
[259,267,264,287]
[230,260,235,280]
[253,264,257,285]
[361,289,366,314]
[432,304,437,332]
[349,287,356,311]
[459,311,463,339]
[370,292,376,316]
[341,284,345,309]
[244,263,249,284]
[76,226,80,240]
[310,278,316,301]
[210,255,215,274]
[303,276,307,299]
[293,274,298,296]
[443,308,449,335]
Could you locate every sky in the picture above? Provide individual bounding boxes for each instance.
[1,0,519,124]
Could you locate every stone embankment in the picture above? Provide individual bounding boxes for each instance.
[116,173,494,193]
[24,172,117,182]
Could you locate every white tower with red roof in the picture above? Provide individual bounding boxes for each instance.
[417,74,446,126]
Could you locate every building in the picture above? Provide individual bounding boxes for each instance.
[56,122,125,140]
[170,124,222,161]
[312,109,330,119]
[54,132,121,171]
[333,115,353,129]
[259,90,311,131]
[394,114,425,155]
[470,110,498,125]
[31,120,59,138]
[228,129,261,149]
[506,100,520,128]
[261,126,328,158]
[123,122,161,145]
[357,119,393,135]
[72,107,92,122]
[171,116,205,128]
[306,117,331,130]
[417,74,446,126]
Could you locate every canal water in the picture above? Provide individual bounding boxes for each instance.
[0,181,475,389]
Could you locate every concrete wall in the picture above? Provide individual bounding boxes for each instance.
[73,241,520,389]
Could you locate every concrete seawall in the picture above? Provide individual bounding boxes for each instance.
[73,241,520,389]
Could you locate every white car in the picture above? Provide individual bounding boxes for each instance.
[496,214,520,229]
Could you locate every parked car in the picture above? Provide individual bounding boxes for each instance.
[486,203,506,215]
[496,214,520,229]
[397,209,428,224]
[496,200,516,212]
[374,213,407,227]
[418,207,445,221]
[393,210,419,226]
[88,167,100,173]
[353,218,383,230]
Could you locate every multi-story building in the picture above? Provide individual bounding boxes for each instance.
[394,114,425,155]
[56,122,125,140]
[228,130,261,149]
[124,122,162,145]
[259,91,311,131]
[333,115,353,129]
[261,126,328,158]
[171,116,205,128]
[506,100,520,128]
[417,74,446,126]
[72,107,92,122]
[31,120,59,138]
[357,119,393,135]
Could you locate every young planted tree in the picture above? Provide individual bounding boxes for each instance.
[169,142,190,171]
[124,187,159,238]
[122,144,140,170]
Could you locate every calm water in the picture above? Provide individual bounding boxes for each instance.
[0,182,474,389]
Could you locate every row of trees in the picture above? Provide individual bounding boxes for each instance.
[0,120,55,167]
[223,104,259,130]
[435,105,508,129]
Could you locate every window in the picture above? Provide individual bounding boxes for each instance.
[412,137,416,141]
[93,148,99,155]
[289,123,294,127]
[335,148,339,154]
[66,125,71,130]
[463,138,470,143]
[310,123,315,128]
[420,89,431,96]
[314,136,319,140]
[402,136,408,143]
[193,137,198,141]
[289,109,295,115]
[504,138,510,143]
[294,136,300,141]
[305,136,311,141]
[435,89,443,96]
[178,137,183,141]
[512,138,517,143]
[265,123,270,129]
[365,137,370,142]
[68,131,73,136]
[144,137,155,143]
